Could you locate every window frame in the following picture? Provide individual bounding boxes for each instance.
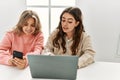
[26,0,77,44]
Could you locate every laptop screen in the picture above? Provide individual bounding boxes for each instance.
[28,55,78,80]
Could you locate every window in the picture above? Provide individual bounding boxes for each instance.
[26,0,76,44]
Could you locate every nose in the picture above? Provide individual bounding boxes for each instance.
[64,21,68,26]
[26,25,31,29]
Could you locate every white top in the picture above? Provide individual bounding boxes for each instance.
[0,61,120,80]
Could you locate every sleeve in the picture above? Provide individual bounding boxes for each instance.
[0,32,12,65]
[78,33,96,68]
[25,33,44,67]
[41,34,54,55]
[41,29,58,55]
[27,32,44,55]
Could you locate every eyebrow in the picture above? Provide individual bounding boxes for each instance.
[62,17,74,21]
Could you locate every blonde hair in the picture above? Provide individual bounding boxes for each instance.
[13,10,42,36]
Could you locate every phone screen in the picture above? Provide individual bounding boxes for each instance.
[13,50,23,59]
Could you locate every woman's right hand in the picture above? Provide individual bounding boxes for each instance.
[12,57,27,69]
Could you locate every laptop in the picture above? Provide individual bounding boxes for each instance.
[27,55,78,80]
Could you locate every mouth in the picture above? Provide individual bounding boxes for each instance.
[25,30,33,33]
[63,27,69,31]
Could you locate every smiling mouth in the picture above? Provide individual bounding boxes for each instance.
[25,30,32,33]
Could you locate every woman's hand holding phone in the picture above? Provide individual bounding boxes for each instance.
[8,51,27,69]
[12,57,27,69]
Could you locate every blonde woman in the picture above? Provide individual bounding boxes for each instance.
[0,10,44,69]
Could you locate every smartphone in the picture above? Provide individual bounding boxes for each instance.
[13,50,23,59]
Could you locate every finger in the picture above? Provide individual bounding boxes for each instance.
[14,58,24,63]
[16,61,26,69]
[13,58,26,69]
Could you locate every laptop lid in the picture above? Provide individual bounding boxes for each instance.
[27,55,78,80]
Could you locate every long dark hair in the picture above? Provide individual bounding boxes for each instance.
[53,7,85,55]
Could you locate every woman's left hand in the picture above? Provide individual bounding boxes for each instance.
[12,57,27,69]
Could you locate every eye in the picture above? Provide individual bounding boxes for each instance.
[68,21,72,23]
[62,20,66,22]
[24,23,28,26]
[31,24,35,27]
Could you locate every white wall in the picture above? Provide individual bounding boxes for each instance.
[77,0,120,62]
[0,0,26,40]
[1,0,120,62]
